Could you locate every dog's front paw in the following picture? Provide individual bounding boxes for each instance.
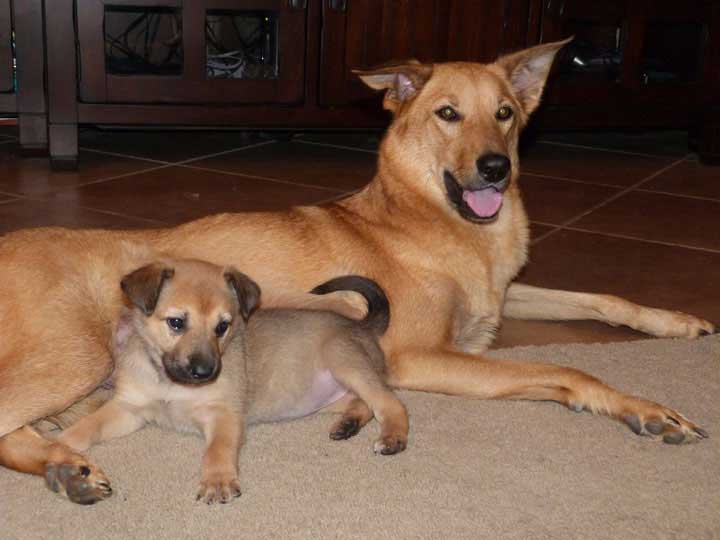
[620,398,708,445]
[196,474,242,505]
[635,308,715,338]
[373,434,407,455]
[45,462,112,505]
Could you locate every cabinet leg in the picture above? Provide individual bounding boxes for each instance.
[18,113,48,156]
[698,110,720,166]
[49,123,78,170]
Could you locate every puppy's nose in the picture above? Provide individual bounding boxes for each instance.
[476,153,511,184]
[188,355,218,381]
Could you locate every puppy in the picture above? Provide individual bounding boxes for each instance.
[57,259,407,504]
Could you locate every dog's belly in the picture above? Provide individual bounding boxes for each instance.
[252,369,348,423]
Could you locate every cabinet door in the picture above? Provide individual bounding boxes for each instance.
[319,0,533,106]
[77,0,307,104]
[538,0,715,127]
[0,0,13,94]
[539,0,634,106]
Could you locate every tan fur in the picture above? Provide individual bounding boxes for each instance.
[0,40,714,497]
[54,259,405,503]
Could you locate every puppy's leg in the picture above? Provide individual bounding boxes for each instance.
[328,395,374,440]
[56,400,146,452]
[0,426,112,504]
[193,405,243,504]
[388,348,708,445]
[503,283,715,338]
[325,343,408,455]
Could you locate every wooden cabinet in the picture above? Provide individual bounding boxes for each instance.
[0,0,47,150]
[319,0,535,106]
[44,0,719,165]
[535,0,719,131]
[76,0,307,104]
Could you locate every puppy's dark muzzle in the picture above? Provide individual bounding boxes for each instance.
[163,353,221,385]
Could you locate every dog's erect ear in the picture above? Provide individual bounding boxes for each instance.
[120,263,175,316]
[497,37,573,115]
[354,61,433,112]
[224,268,261,322]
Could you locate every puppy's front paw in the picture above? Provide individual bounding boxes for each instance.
[45,462,112,505]
[373,434,407,455]
[196,474,242,505]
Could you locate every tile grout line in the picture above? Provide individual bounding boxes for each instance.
[178,163,348,193]
[522,171,720,203]
[79,146,171,165]
[535,139,679,160]
[79,139,277,167]
[531,154,691,245]
[174,139,277,165]
[521,170,621,188]
[558,226,720,255]
[634,188,720,204]
[293,138,380,154]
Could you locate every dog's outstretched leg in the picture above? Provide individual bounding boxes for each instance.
[0,426,112,504]
[503,283,715,338]
[388,349,708,445]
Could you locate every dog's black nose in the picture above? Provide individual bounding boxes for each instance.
[476,153,511,184]
[188,355,217,381]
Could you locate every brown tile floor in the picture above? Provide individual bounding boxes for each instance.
[1,127,718,349]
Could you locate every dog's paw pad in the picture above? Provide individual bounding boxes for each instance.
[373,435,407,456]
[620,400,707,445]
[329,418,361,440]
[45,462,112,505]
[197,477,241,505]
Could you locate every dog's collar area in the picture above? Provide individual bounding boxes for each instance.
[443,170,504,223]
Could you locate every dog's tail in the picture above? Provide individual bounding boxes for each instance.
[310,275,390,336]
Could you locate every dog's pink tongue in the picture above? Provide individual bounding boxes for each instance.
[462,189,503,218]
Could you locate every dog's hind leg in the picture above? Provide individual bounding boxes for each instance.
[325,343,408,455]
[328,396,375,441]
[388,348,708,445]
[0,426,112,504]
[503,283,715,338]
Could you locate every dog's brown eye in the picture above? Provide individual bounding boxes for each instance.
[435,106,460,122]
[215,321,230,337]
[167,317,185,332]
[495,106,513,121]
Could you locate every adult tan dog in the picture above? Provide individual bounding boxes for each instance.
[0,38,714,499]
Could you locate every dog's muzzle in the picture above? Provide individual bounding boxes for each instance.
[443,152,511,223]
[444,172,509,223]
[162,353,221,385]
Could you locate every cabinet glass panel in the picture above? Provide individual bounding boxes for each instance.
[555,19,624,83]
[104,6,183,76]
[205,10,278,80]
[640,21,704,84]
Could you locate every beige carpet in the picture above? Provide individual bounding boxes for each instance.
[1,335,718,540]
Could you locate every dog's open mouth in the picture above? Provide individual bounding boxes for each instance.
[443,171,505,223]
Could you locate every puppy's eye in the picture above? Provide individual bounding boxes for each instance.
[495,105,513,121]
[215,321,230,337]
[435,106,460,122]
[166,317,185,332]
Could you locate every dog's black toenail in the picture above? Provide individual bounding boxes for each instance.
[693,427,709,438]
[663,432,685,444]
[623,415,642,435]
[645,421,665,435]
[79,466,91,477]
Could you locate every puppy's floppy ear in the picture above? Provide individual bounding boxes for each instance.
[120,263,174,316]
[353,60,433,112]
[496,37,573,115]
[224,267,261,322]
